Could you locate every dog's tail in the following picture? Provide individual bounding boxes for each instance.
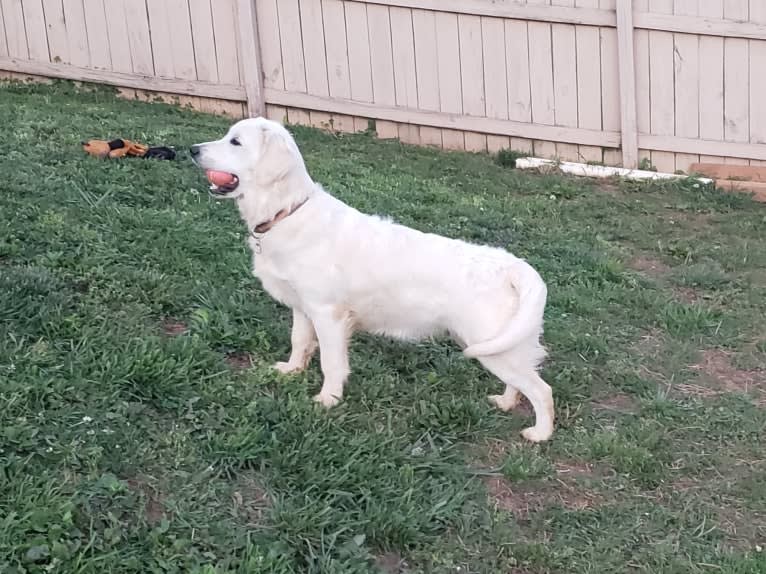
[462,260,546,359]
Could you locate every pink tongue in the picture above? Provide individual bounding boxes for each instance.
[206,170,236,186]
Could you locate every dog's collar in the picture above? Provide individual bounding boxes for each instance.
[250,197,309,237]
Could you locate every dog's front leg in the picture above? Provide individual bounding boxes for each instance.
[311,311,351,408]
[273,308,318,374]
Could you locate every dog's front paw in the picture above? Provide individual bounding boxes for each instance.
[521,426,553,443]
[273,361,302,375]
[313,392,341,408]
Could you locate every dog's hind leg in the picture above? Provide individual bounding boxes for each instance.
[274,308,318,374]
[480,354,554,443]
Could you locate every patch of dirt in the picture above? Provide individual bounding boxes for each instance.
[161,318,188,336]
[374,552,408,574]
[484,476,601,521]
[687,349,766,405]
[673,286,703,305]
[232,474,270,526]
[592,393,639,414]
[225,351,254,371]
[629,254,671,277]
[126,477,168,526]
[595,182,623,197]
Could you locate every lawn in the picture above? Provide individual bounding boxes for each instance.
[1,81,764,574]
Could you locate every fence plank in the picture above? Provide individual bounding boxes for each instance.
[62,0,90,66]
[166,0,197,80]
[458,14,486,151]
[435,11,463,149]
[697,0,724,164]
[189,0,218,82]
[647,0,675,173]
[391,7,419,143]
[599,0,620,165]
[211,0,240,84]
[321,0,352,131]
[751,1,766,161]
[413,9,442,146]
[124,0,154,75]
[346,0,373,131]
[146,1,175,77]
[616,0,638,168]
[551,7,578,161]
[723,0,749,165]
[482,16,509,153]
[278,0,306,93]
[633,0,651,166]
[42,0,68,63]
[256,0,283,88]
[672,0,699,172]
[367,3,398,138]
[0,1,7,58]
[82,0,111,69]
[505,19,532,153]
[236,0,265,117]
[574,0,602,163]
[2,0,27,59]
[105,0,132,73]
[528,18,555,158]
[22,0,49,62]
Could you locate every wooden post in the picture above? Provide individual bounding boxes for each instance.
[236,0,265,117]
[616,0,638,168]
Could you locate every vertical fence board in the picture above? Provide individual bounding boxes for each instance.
[647,0,675,172]
[23,0,49,62]
[459,14,486,151]
[505,19,532,153]
[413,9,442,146]
[633,0,651,166]
[211,0,240,85]
[723,0,749,165]
[105,0,132,73]
[391,7,419,143]
[482,16,509,153]
[750,1,766,166]
[435,11,464,149]
[146,1,175,77]
[673,0,699,172]
[698,0,725,164]
[189,0,218,82]
[2,0,27,58]
[124,0,154,75]
[528,19,555,158]
[367,4,397,139]
[551,0,578,161]
[62,0,89,66]
[575,0,602,163]
[345,1,373,131]
[599,0,620,165]
[299,0,329,127]
[82,0,111,69]
[166,0,197,80]
[321,0,352,131]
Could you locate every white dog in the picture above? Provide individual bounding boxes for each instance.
[190,118,554,442]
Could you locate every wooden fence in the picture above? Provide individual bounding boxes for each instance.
[2,0,766,172]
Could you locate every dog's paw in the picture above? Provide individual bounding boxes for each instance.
[273,361,302,375]
[488,393,519,412]
[521,426,553,443]
[313,392,341,408]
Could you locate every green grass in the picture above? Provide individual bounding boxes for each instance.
[1,81,765,574]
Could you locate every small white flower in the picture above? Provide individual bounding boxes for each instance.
[81,416,93,424]
[87,430,95,436]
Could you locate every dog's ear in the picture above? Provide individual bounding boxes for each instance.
[255,124,299,185]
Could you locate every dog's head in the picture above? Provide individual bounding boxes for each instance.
[190,117,305,199]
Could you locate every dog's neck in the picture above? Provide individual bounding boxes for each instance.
[236,170,314,234]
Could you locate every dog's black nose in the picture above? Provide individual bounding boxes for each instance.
[189,145,201,157]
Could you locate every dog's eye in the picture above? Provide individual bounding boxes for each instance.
[230,137,241,146]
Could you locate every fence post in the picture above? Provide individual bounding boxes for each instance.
[616,0,638,168]
[236,0,266,117]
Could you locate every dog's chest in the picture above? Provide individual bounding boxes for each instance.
[249,246,300,307]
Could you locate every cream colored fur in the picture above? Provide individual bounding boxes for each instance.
[191,118,555,442]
